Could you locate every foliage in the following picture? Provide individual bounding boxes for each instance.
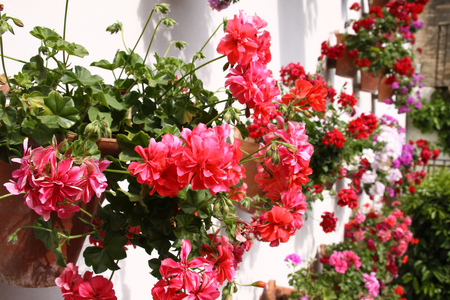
[397,169,450,299]
[409,88,450,153]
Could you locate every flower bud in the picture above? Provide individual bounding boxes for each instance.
[251,281,267,288]
[12,18,24,27]
[0,4,3,11]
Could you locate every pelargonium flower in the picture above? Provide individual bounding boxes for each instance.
[320,211,337,233]
[363,272,380,297]
[337,187,359,209]
[254,119,313,199]
[208,0,232,11]
[173,123,244,195]
[217,10,270,66]
[5,138,110,221]
[281,78,327,112]
[55,263,117,300]
[254,205,295,247]
[322,128,346,149]
[128,134,185,198]
[347,113,378,140]
[225,61,280,109]
[285,253,302,265]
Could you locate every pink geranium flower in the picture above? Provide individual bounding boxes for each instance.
[128,134,185,197]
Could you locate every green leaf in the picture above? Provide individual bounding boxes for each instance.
[83,234,128,273]
[116,131,151,161]
[61,66,104,87]
[53,40,89,58]
[38,91,79,128]
[29,26,61,41]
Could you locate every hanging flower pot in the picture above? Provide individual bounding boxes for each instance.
[360,70,382,93]
[370,0,390,8]
[377,76,394,103]
[335,33,357,78]
[0,161,104,287]
[0,137,119,287]
[326,57,337,69]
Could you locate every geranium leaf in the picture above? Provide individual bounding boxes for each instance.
[83,234,128,273]
[53,40,89,58]
[29,26,61,41]
[38,91,79,128]
[61,66,104,87]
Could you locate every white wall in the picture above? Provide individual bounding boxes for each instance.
[0,1,369,299]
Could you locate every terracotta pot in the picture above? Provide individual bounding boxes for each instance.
[323,181,335,190]
[360,70,382,93]
[377,76,394,103]
[370,0,390,8]
[66,135,122,158]
[0,162,104,287]
[234,128,264,213]
[326,57,337,69]
[0,137,119,287]
[335,33,357,78]
[260,280,296,300]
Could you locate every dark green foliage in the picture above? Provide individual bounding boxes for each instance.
[397,169,450,299]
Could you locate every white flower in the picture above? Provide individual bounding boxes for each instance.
[387,168,403,184]
[362,148,375,163]
[369,181,385,197]
[361,170,377,184]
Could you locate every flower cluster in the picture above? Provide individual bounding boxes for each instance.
[218,11,278,123]
[321,128,346,149]
[5,138,110,221]
[56,263,116,300]
[328,250,362,274]
[384,73,424,113]
[128,123,243,197]
[337,187,359,209]
[320,211,338,233]
[320,40,345,60]
[287,203,415,300]
[347,112,378,140]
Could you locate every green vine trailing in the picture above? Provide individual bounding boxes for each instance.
[409,88,450,153]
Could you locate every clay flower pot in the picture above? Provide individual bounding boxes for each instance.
[335,33,357,78]
[260,280,296,300]
[0,137,119,287]
[370,0,390,8]
[0,161,104,287]
[360,70,382,93]
[377,76,394,103]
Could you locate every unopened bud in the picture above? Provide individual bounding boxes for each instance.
[12,18,24,27]
[0,4,3,11]
[251,281,267,288]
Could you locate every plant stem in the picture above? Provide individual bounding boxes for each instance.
[104,168,131,175]
[156,55,226,103]
[0,192,24,199]
[0,34,11,89]
[239,142,272,163]
[2,55,27,64]
[191,21,224,65]
[62,0,70,64]
[143,18,163,62]
[118,8,155,79]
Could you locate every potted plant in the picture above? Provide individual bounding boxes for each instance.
[0,3,326,298]
[335,1,427,92]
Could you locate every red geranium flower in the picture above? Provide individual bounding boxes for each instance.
[320,211,338,233]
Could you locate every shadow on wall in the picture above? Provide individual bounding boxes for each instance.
[277,0,319,70]
[137,0,216,86]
